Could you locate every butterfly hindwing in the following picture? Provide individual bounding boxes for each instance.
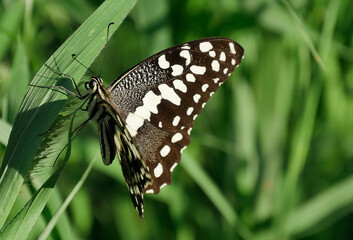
[98,114,117,165]
[92,92,151,218]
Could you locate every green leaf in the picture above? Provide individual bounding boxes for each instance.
[0,119,11,146]
[0,113,74,239]
[0,1,24,61]
[7,37,30,122]
[0,0,137,229]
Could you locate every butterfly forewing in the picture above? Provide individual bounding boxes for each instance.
[107,38,244,196]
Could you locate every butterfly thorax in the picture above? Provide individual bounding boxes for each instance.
[86,77,114,119]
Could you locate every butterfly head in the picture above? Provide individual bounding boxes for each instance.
[85,76,103,93]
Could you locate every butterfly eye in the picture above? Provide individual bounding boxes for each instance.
[85,79,97,90]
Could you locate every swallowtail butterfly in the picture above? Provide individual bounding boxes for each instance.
[40,28,244,218]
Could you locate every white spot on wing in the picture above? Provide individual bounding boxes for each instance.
[170,162,177,172]
[231,59,236,65]
[223,68,228,74]
[146,189,154,194]
[180,50,191,66]
[180,146,187,153]
[158,121,163,128]
[172,116,180,126]
[186,107,194,115]
[202,84,209,92]
[171,133,183,143]
[171,64,184,76]
[193,94,201,103]
[126,125,137,137]
[213,78,220,83]
[219,52,226,61]
[186,73,196,82]
[229,42,236,54]
[160,183,167,189]
[190,65,206,75]
[154,163,163,177]
[143,91,162,114]
[173,79,187,93]
[199,41,213,52]
[134,106,151,120]
[158,84,181,105]
[126,113,144,131]
[211,60,220,72]
[160,145,171,157]
[158,54,170,69]
[209,50,216,57]
[181,44,191,50]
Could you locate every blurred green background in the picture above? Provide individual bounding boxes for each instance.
[1,0,353,239]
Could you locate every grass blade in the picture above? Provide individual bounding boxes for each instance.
[281,0,327,71]
[0,115,74,239]
[0,119,11,146]
[255,174,353,240]
[38,154,97,240]
[0,0,137,228]
[6,38,30,123]
[0,1,24,61]
[286,175,353,236]
[182,152,253,240]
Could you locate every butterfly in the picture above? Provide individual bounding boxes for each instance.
[36,24,244,218]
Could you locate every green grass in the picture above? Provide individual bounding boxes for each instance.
[1,0,353,239]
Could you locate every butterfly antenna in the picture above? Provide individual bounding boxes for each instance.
[99,22,115,77]
[71,54,96,77]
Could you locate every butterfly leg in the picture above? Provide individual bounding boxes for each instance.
[43,63,82,96]
[52,117,91,166]
[29,84,89,100]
